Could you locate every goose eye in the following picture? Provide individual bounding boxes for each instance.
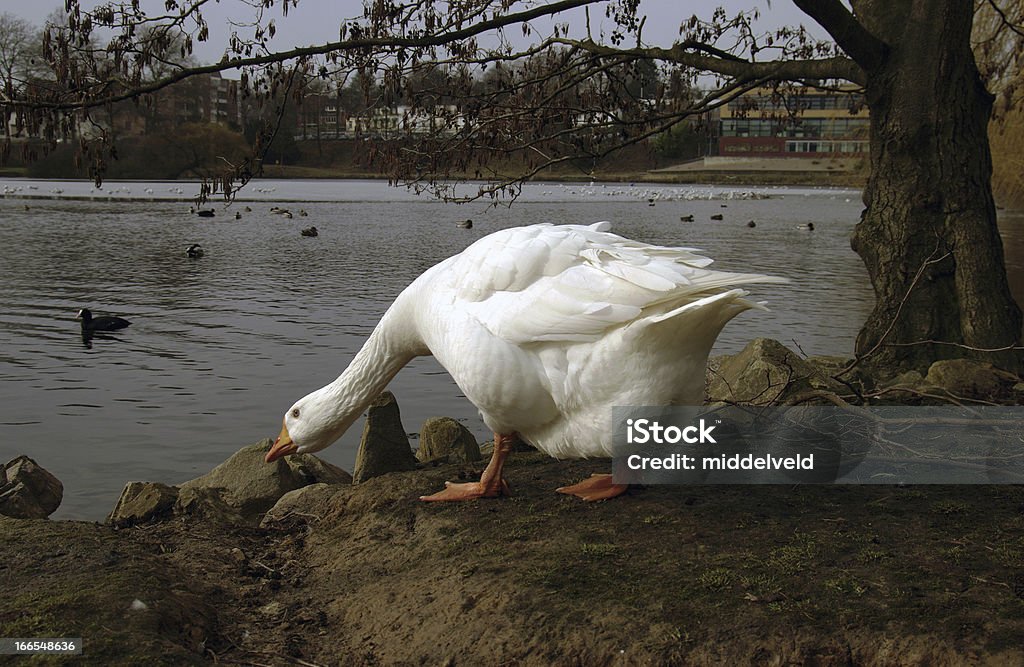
[292,408,300,419]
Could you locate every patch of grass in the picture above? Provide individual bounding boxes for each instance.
[739,572,780,598]
[0,592,66,638]
[824,574,869,597]
[991,544,1024,568]
[697,567,734,591]
[763,533,818,576]
[932,500,969,515]
[943,545,968,566]
[856,545,891,564]
[579,543,621,559]
[766,597,814,615]
[666,627,695,644]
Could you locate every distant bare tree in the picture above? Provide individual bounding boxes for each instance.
[0,13,41,96]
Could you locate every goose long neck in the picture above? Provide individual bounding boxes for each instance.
[325,305,420,419]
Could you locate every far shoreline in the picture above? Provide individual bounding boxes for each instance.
[0,166,866,191]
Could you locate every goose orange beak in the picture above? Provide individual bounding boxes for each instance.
[266,421,298,463]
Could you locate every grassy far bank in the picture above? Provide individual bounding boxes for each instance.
[13,134,866,189]
[2,452,1023,665]
[255,163,866,188]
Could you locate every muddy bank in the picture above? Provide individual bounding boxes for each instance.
[5,341,1024,665]
[3,450,1023,666]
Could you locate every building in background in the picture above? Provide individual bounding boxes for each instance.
[197,72,242,129]
[718,86,869,157]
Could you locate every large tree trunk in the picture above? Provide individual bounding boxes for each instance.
[850,0,1022,375]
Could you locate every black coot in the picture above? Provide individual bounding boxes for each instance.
[77,308,131,333]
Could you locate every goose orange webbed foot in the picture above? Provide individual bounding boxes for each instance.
[420,431,516,502]
[556,474,628,501]
[419,478,511,502]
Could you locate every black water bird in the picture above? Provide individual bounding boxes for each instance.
[798,222,815,231]
[77,308,131,333]
[196,209,215,218]
[457,219,473,229]
[679,214,694,222]
[301,226,319,237]
[186,244,204,258]
[747,221,757,228]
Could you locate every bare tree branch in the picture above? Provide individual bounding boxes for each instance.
[792,0,888,71]
[549,38,864,85]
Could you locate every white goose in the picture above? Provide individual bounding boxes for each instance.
[266,222,783,501]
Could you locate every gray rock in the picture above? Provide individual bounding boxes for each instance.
[177,439,307,523]
[924,359,1020,400]
[261,483,340,527]
[174,439,352,525]
[706,338,842,405]
[352,391,418,483]
[108,482,179,527]
[0,482,45,519]
[287,453,353,486]
[417,417,481,463]
[804,355,870,390]
[878,370,925,397]
[174,486,247,526]
[0,456,63,519]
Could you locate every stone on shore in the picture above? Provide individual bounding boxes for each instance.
[174,439,352,525]
[923,358,1020,400]
[174,486,248,525]
[706,338,843,405]
[287,454,353,486]
[0,456,63,519]
[352,391,418,483]
[108,481,179,527]
[261,483,341,527]
[416,417,481,463]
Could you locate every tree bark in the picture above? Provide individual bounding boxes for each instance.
[850,0,1022,374]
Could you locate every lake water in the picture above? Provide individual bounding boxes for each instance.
[1,179,1021,520]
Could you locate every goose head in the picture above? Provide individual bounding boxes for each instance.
[266,385,364,462]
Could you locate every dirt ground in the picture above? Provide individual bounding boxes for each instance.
[3,451,1023,665]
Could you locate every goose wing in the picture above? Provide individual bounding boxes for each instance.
[446,222,779,344]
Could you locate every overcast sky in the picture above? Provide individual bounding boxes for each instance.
[4,0,829,66]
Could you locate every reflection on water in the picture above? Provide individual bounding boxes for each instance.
[0,180,1020,519]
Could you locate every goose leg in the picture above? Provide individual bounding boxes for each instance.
[556,474,628,502]
[419,432,514,502]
